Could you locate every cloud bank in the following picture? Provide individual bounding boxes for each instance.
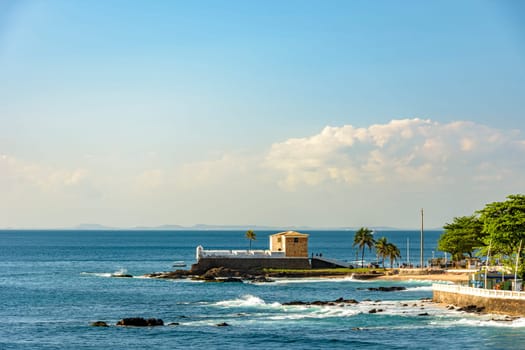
[1,119,524,228]
[265,119,524,190]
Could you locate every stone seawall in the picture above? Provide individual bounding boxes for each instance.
[433,288,525,316]
[191,257,311,274]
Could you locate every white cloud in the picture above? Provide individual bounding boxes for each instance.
[265,118,525,190]
[0,154,88,191]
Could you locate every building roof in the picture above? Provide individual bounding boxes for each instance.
[270,231,309,237]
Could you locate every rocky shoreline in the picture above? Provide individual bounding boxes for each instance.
[139,266,470,284]
[140,266,391,282]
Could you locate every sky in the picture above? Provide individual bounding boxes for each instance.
[0,0,524,229]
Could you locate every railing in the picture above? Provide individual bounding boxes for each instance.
[195,245,286,260]
[433,283,525,300]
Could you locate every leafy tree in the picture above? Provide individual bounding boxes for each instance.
[478,195,525,278]
[245,230,256,251]
[353,227,375,267]
[478,194,525,254]
[386,243,401,268]
[375,237,389,269]
[438,215,486,266]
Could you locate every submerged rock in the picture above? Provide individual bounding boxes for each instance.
[216,322,230,327]
[90,321,109,327]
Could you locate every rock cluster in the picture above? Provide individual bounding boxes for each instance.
[116,318,164,327]
[143,269,192,279]
[283,297,359,306]
[456,305,485,313]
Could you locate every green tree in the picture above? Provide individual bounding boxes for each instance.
[375,237,389,269]
[386,243,401,268]
[437,215,485,267]
[478,194,525,253]
[353,227,375,267]
[245,230,256,251]
[478,195,525,278]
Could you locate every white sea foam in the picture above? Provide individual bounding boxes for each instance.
[214,294,281,308]
[430,317,525,328]
[80,272,112,278]
[80,268,130,278]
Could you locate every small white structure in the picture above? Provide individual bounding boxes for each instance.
[196,245,285,260]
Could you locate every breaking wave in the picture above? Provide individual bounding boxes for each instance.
[214,294,281,308]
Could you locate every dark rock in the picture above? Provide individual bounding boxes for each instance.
[111,274,133,278]
[249,276,275,283]
[418,312,429,316]
[491,316,518,322]
[344,299,359,304]
[116,318,164,327]
[401,303,409,307]
[456,305,484,313]
[147,318,164,326]
[206,277,243,283]
[368,308,377,314]
[91,321,109,327]
[216,322,230,327]
[201,267,243,280]
[283,301,307,306]
[282,298,360,306]
[168,322,180,326]
[144,270,192,279]
[351,273,384,280]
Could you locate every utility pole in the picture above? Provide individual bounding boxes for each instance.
[420,208,424,269]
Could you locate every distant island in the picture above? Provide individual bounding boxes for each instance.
[68,224,437,231]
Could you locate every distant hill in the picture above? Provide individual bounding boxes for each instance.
[74,224,117,230]
[67,224,433,231]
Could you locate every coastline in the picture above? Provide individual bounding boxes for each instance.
[376,272,469,283]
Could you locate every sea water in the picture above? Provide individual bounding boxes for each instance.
[0,230,523,349]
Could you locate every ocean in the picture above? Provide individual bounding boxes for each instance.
[1,230,524,349]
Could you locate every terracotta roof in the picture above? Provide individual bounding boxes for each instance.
[270,231,309,237]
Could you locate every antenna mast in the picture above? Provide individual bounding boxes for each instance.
[420,208,424,269]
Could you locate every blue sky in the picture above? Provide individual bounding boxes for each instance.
[1,0,524,228]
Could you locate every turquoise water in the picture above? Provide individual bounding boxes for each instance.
[1,230,524,349]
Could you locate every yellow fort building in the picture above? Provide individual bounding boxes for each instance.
[269,231,309,257]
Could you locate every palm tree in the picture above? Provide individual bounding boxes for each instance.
[375,237,389,269]
[245,230,256,251]
[353,227,375,268]
[386,243,401,268]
